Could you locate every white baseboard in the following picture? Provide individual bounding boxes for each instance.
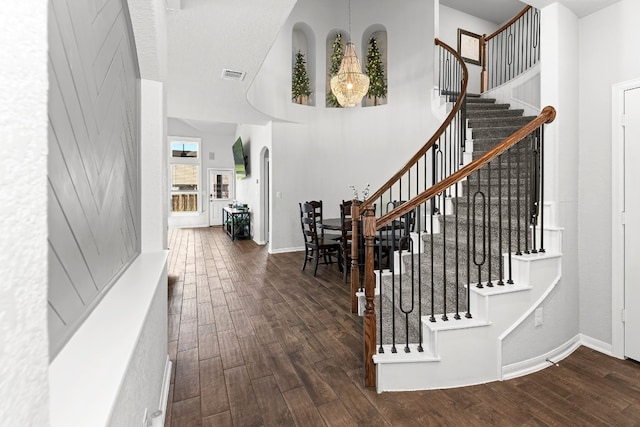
[580,334,612,356]
[269,246,304,254]
[159,355,172,423]
[502,334,581,380]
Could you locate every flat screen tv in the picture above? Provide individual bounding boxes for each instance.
[232,137,248,179]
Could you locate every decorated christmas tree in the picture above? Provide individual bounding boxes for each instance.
[292,50,311,104]
[365,37,387,106]
[327,33,344,108]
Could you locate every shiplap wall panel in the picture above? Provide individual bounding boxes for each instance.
[48,0,140,359]
[47,185,98,303]
[48,303,66,346]
[48,246,85,319]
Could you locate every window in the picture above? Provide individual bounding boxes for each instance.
[169,136,201,213]
[211,171,232,200]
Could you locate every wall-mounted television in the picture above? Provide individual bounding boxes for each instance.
[232,137,248,179]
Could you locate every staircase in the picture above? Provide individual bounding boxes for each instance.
[361,96,563,392]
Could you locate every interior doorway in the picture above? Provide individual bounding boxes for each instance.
[612,78,640,360]
[623,86,640,361]
[260,148,270,245]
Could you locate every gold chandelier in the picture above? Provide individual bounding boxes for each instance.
[330,42,370,107]
[330,0,369,107]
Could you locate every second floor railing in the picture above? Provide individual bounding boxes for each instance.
[481,6,540,92]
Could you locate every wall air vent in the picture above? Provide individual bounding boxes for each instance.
[221,69,246,81]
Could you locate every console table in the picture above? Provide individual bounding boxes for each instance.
[222,206,250,240]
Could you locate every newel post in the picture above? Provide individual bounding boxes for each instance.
[362,205,377,387]
[350,199,361,314]
[480,34,488,93]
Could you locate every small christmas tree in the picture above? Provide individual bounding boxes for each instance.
[292,50,311,104]
[365,37,387,106]
[327,33,344,108]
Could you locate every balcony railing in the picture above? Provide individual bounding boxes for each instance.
[480,6,540,92]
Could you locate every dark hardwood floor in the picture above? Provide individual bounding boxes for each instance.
[165,227,640,426]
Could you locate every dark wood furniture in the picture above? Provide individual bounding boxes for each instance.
[306,200,341,241]
[223,206,250,240]
[339,200,354,282]
[299,202,340,276]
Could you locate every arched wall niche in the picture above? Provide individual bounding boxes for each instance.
[292,22,316,106]
[362,24,388,107]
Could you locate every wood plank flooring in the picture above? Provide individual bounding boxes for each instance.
[165,227,640,426]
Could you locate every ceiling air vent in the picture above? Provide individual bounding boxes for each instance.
[221,69,246,81]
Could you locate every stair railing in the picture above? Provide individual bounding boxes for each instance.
[359,101,555,387]
[480,6,540,92]
[351,38,469,386]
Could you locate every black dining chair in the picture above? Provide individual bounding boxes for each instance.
[339,200,354,282]
[375,200,416,270]
[306,200,341,241]
[299,202,341,276]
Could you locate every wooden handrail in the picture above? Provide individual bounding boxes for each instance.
[375,106,556,231]
[485,5,532,41]
[360,38,468,210]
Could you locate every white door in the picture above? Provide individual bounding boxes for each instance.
[624,87,640,361]
[208,169,234,226]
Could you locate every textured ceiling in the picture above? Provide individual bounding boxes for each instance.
[440,0,527,24]
[135,0,621,131]
[165,0,296,126]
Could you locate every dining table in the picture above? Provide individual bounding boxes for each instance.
[317,217,342,231]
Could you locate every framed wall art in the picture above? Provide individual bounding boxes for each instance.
[457,29,482,65]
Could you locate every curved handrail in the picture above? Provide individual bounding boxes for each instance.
[375,106,556,230]
[485,5,532,41]
[360,38,468,210]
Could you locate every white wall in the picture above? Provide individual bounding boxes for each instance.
[235,123,273,247]
[0,1,49,424]
[247,0,438,252]
[537,2,582,348]
[438,5,498,94]
[578,0,640,345]
[167,119,237,228]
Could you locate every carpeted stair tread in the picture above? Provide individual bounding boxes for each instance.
[467,102,510,110]
[471,126,523,139]
[466,97,497,104]
[468,116,537,128]
[467,109,525,119]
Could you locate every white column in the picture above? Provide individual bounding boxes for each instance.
[141,79,168,252]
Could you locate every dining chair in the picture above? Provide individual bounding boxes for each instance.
[339,200,354,282]
[306,200,341,241]
[373,201,416,270]
[299,202,341,276]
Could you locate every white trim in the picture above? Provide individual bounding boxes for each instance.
[498,273,561,341]
[269,246,304,254]
[497,270,561,377]
[611,78,640,359]
[49,251,169,427]
[501,334,581,380]
[158,356,172,424]
[580,334,612,356]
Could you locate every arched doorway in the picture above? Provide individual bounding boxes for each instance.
[260,147,270,246]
